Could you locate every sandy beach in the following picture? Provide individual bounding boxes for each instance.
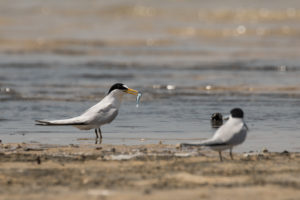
[0,143,299,200]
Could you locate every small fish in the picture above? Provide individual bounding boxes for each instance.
[136,92,142,108]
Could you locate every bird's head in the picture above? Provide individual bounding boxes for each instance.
[108,83,139,96]
[230,108,244,119]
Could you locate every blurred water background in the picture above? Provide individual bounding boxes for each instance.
[0,0,300,152]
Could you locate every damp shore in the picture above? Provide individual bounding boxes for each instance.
[0,143,299,200]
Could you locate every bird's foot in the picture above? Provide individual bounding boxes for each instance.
[95,138,102,144]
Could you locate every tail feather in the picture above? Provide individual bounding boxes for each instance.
[35,120,52,126]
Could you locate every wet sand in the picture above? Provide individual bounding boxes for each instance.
[0,143,299,200]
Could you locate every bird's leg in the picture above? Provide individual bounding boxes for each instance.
[98,128,102,139]
[95,129,99,139]
[95,129,99,144]
[218,151,223,162]
[230,148,234,160]
[98,128,102,144]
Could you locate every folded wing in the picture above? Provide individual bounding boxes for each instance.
[35,116,88,126]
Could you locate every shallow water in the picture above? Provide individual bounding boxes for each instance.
[0,0,300,152]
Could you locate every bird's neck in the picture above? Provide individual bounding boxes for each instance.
[229,117,244,124]
[106,90,125,108]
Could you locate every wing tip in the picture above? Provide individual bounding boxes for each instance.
[35,119,88,126]
[35,120,50,126]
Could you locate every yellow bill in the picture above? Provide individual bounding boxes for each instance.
[125,88,139,95]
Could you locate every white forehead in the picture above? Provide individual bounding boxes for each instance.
[123,85,128,89]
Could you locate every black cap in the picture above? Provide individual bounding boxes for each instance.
[108,83,128,94]
[230,108,244,118]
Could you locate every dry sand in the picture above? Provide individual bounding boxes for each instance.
[0,143,300,200]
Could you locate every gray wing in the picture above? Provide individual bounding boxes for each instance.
[35,116,90,126]
[84,104,119,126]
[225,124,247,146]
[208,122,247,146]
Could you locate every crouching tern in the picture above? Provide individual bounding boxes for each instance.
[36,83,139,142]
[181,108,248,161]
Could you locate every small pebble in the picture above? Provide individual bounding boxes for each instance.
[97,156,104,160]
[143,188,152,195]
[36,156,41,165]
[256,153,269,160]
[110,148,116,153]
[69,144,79,148]
[280,150,290,156]
[83,178,89,184]
[205,85,212,90]
[166,85,176,90]
[262,147,269,153]
[243,153,250,159]
[95,147,102,150]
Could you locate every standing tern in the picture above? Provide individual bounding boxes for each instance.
[181,108,248,161]
[36,83,139,143]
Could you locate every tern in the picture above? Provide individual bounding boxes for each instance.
[181,108,248,161]
[36,83,139,142]
[210,112,223,128]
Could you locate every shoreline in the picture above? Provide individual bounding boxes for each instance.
[1,143,300,199]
